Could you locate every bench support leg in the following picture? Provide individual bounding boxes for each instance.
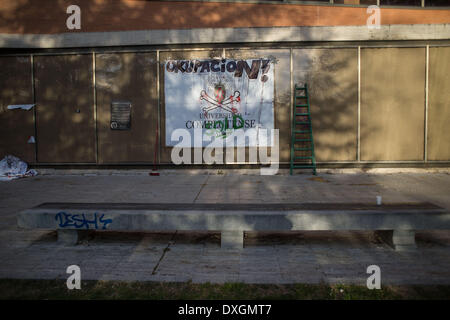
[392,230,416,251]
[376,230,417,251]
[58,229,79,245]
[221,231,244,249]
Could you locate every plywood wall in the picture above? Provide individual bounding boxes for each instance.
[427,47,450,161]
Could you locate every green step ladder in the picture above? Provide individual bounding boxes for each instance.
[290,83,316,175]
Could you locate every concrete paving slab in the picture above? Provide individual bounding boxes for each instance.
[1,171,449,284]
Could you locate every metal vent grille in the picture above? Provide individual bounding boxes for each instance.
[110,101,131,130]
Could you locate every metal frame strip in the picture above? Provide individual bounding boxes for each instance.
[424,45,429,162]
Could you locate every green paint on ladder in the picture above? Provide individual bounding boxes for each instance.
[290,83,316,175]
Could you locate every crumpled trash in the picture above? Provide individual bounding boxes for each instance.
[0,155,37,181]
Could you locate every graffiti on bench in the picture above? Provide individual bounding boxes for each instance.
[55,212,113,230]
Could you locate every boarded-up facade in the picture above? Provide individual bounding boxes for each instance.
[0,1,449,167]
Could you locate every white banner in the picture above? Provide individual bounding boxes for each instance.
[164,58,274,147]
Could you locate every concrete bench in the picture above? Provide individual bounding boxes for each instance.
[17,202,450,251]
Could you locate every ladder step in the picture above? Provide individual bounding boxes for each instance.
[294,147,311,151]
[291,83,315,176]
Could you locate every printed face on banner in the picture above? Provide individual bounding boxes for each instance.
[164,59,275,147]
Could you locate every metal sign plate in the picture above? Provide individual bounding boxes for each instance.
[110,101,131,130]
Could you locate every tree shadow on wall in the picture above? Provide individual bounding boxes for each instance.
[293,48,377,164]
[0,0,354,35]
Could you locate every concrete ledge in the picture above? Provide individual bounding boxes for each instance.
[17,202,450,250]
[1,24,449,48]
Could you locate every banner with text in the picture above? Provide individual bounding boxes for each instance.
[164,58,274,147]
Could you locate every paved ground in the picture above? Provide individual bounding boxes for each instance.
[0,169,449,285]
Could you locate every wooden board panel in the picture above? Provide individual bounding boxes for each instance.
[225,49,290,164]
[96,52,157,163]
[293,48,358,161]
[360,48,425,161]
[159,50,222,164]
[0,56,35,163]
[34,54,95,163]
[427,47,450,161]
